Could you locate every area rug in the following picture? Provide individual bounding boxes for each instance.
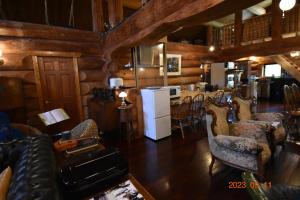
[89,180,144,200]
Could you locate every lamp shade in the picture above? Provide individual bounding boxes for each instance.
[279,0,296,11]
[119,91,127,98]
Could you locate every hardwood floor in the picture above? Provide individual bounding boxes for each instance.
[103,102,300,200]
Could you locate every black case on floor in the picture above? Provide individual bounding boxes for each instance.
[59,147,128,198]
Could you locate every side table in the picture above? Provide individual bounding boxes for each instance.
[118,104,135,141]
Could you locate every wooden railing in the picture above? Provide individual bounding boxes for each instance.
[214,5,300,49]
[242,13,272,42]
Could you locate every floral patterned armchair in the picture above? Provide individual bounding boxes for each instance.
[232,96,286,150]
[206,101,271,180]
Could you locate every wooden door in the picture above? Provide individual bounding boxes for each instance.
[38,57,80,131]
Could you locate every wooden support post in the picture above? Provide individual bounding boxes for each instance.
[133,47,140,89]
[234,10,243,46]
[91,0,104,32]
[271,0,282,40]
[206,26,213,46]
[163,43,168,86]
[108,0,123,27]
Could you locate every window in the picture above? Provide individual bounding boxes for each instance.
[264,64,282,77]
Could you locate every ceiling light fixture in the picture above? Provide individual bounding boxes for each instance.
[279,0,296,17]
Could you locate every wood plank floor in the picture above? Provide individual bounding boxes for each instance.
[103,101,300,200]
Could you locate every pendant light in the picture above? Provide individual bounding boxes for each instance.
[279,0,296,17]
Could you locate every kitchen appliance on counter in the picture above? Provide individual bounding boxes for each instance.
[141,88,171,140]
[162,85,181,98]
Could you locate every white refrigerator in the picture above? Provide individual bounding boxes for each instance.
[141,88,171,140]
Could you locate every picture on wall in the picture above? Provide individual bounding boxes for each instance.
[159,54,181,76]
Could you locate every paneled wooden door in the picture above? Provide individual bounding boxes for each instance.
[37,56,81,131]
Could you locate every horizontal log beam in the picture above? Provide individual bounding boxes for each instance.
[80,81,103,95]
[168,76,200,85]
[79,69,106,82]
[77,56,105,69]
[0,20,101,43]
[166,42,210,54]
[0,71,36,83]
[0,37,100,55]
[216,37,300,61]
[103,0,262,54]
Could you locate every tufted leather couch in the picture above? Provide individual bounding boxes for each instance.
[5,135,60,200]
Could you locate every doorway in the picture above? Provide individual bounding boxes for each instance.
[34,56,82,131]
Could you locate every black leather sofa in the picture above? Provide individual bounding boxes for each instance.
[1,135,60,200]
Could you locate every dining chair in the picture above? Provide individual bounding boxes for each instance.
[191,93,205,127]
[171,96,192,138]
[291,83,300,107]
[284,85,300,138]
[212,90,224,104]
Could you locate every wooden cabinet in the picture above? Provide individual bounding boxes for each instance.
[87,98,119,133]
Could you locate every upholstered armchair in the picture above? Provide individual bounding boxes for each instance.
[206,101,271,180]
[10,123,42,136]
[232,96,286,150]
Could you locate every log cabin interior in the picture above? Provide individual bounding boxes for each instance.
[1,0,300,199]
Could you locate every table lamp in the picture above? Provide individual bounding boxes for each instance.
[119,91,127,107]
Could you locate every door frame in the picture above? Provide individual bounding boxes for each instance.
[32,51,84,121]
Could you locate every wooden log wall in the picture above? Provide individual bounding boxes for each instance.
[0,21,105,127]
[0,53,39,127]
[78,56,106,119]
[0,54,106,128]
[115,42,210,88]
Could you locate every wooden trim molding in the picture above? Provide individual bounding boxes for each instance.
[73,57,84,121]
[32,56,45,111]
[29,51,81,58]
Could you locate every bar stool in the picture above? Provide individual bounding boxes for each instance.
[118,104,135,141]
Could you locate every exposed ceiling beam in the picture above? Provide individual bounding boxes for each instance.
[215,37,300,62]
[103,0,263,55]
